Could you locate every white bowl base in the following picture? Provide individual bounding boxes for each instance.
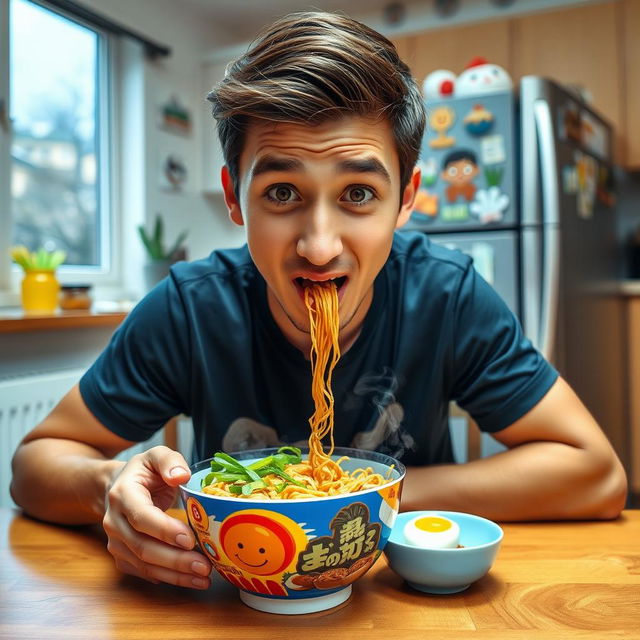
[239,585,352,614]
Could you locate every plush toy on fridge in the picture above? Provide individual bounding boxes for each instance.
[455,56,513,97]
[422,57,513,100]
[422,69,457,100]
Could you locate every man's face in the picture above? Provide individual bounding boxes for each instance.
[222,116,418,352]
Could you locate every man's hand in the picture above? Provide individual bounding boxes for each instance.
[103,446,212,589]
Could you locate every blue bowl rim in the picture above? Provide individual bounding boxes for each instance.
[387,510,504,552]
[181,446,406,504]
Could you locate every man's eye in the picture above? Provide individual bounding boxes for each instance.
[266,185,298,203]
[342,186,374,205]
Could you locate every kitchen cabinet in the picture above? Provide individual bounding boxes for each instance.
[624,289,640,499]
[393,0,640,169]
[393,19,510,89]
[510,1,623,165]
[622,0,640,168]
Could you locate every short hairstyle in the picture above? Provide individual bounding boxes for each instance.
[207,11,425,198]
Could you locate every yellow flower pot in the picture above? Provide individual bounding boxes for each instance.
[21,270,60,313]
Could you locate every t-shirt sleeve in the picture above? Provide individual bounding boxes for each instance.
[450,263,558,432]
[79,273,191,442]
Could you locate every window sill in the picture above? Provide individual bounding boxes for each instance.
[0,303,131,333]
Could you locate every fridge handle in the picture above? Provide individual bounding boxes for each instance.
[533,99,560,361]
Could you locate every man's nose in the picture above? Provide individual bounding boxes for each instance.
[296,203,343,265]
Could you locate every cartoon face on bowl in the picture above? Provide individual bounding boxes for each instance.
[219,511,304,576]
[180,447,405,614]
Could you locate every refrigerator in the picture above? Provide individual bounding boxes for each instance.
[403,76,627,461]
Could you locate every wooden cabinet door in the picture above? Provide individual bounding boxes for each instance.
[627,297,640,496]
[398,20,510,87]
[510,1,623,163]
[622,0,640,168]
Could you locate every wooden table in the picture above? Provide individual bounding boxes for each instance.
[1,508,639,639]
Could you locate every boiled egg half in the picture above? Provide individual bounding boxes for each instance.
[403,514,460,549]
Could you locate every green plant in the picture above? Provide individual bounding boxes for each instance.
[137,214,188,261]
[11,246,66,271]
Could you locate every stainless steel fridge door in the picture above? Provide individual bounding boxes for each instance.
[406,90,517,233]
[427,231,520,317]
[520,76,627,466]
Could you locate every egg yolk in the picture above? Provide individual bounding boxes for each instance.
[413,516,452,533]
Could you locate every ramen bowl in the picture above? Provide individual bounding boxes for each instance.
[384,511,503,594]
[180,447,405,615]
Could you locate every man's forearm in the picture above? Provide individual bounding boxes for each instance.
[10,438,125,525]
[401,441,627,521]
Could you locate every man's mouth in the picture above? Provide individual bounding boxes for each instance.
[294,276,348,301]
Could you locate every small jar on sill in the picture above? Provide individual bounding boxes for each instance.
[59,284,93,310]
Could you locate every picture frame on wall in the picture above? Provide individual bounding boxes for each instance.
[158,95,192,136]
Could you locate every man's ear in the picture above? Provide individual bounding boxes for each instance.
[396,165,421,229]
[221,166,244,226]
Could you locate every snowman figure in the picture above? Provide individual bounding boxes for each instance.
[455,57,513,97]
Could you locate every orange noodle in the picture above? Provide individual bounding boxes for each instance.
[202,282,391,499]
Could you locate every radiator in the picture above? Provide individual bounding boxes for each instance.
[0,369,192,508]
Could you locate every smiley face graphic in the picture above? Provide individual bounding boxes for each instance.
[219,513,298,576]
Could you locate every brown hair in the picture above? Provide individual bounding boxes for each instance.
[207,11,425,198]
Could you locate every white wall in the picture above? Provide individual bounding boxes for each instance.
[79,0,246,275]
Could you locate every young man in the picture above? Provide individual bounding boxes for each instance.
[10,12,627,591]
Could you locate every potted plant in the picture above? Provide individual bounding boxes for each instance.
[137,214,188,290]
[10,246,66,313]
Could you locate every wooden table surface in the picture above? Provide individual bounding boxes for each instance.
[1,508,639,639]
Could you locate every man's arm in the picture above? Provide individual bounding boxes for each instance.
[10,385,212,589]
[400,377,628,520]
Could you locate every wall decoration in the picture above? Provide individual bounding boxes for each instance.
[158,95,192,136]
[159,152,188,191]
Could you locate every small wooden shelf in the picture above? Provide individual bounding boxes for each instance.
[0,307,129,333]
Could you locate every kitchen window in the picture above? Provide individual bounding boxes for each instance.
[0,0,117,299]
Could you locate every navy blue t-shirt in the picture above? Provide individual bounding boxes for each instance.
[80,231,557,465]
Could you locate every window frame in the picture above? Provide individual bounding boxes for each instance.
[0,0,122,304]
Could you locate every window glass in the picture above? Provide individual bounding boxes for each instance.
[10,0,104,267]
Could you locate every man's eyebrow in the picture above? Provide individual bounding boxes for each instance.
[251,155,304,178]
[337,157,391,184]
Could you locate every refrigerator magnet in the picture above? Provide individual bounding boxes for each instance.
[419,158,439,188]
[413,190,439,218]
[484,165,505,189]
[562,166,578,194]
[428,106,456,148]
[441,149,480,203]
[463,104,494,136]
[480,135,506,165]
[470,187,509,224]
[440,203,470,223]
[575,151,597,218]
